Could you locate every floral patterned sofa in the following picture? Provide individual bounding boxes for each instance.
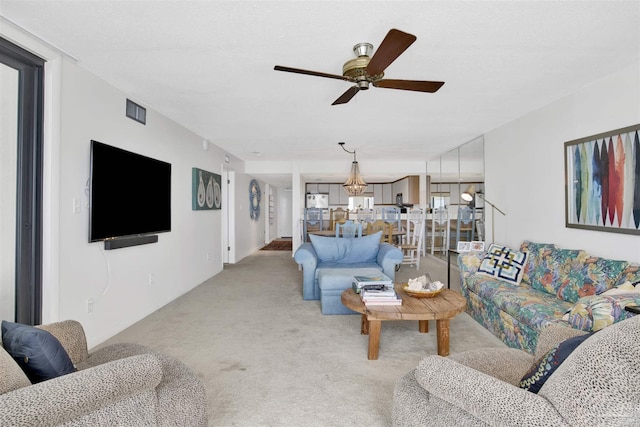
[458,241,640,354]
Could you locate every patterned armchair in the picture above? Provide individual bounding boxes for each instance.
[394,315,640,426]
[0,320,207,426]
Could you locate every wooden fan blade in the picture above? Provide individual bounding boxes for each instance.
[274,65,351,82]
[332,86,359,105]
[373,79,445,93]
[366,29,417,77]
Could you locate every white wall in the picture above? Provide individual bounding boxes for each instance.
[55,59,227,346]
[1,22,274,348]
[485,62,640,262]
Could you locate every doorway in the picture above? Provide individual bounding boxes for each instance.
[0,37,45,324]
[222,169,236,264]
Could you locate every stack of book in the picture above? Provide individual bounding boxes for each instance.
[351,273,393,293]
[359,284,402,306]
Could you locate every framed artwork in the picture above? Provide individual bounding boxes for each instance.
[249,179,261,221]
[192,168,221,210]
[564,124,640,235]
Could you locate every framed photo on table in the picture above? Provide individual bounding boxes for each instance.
[470,241,485,252]
[564,124,640,235]
[457,242,471,252]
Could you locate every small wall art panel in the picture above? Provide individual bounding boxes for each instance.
[192,167,221,210]
[249,179,261,221]
[564,124,640,235]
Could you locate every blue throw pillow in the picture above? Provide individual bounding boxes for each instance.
[1,320,76,383]
[519,333,592,393]
[309,231,381,264]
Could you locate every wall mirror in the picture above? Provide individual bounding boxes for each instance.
[427,137,484,257]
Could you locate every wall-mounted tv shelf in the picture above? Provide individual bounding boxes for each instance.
[104,235,158,250]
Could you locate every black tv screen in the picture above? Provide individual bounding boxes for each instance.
[89,140,171,242]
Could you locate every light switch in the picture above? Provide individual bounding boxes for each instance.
[72,198,81,214]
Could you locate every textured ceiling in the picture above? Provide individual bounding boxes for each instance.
[1,1,639,187]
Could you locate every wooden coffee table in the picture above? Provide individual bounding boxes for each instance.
[341,285,467,360]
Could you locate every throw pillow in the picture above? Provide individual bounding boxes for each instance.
[519,333,592,393]
[1,320,76,383]
[564,293,640,332]
[340,231,381,264]
[519,240,558,284]
[477,244,528,285]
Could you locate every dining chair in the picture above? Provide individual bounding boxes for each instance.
[428,208,449,255]
[303,208,324,242]
[329,207,349,231]
[335,220,362,238]
[368,219,394,243]
[396,214,425,269]
[357,208,375,226]
[406,207,426,256]
[381,207,402,230]
[475,218,485,242]
[456,206,475,243]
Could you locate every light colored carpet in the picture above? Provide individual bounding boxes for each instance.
[97,250,505,426]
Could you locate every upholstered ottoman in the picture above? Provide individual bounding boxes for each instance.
[317,267,383,314]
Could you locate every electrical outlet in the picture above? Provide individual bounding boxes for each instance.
[87,298,94,313]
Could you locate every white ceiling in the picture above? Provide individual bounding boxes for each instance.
[2,1,639,188]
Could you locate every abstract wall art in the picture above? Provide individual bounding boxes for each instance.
[192,168,221,210]
[564,124,640,235]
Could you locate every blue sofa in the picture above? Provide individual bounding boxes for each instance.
[294,231,403,313]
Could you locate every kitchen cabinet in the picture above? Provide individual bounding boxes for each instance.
[311,176,420,207]
[339,186,349,205]
[406,176,419,204]
[382,183,393,204]
[373,184,383,204]
[391,176,419,204]
[392,179,408,202]
[328,184,341,205]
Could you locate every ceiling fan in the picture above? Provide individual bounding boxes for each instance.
[274,28,444,105]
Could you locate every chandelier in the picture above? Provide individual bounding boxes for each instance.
[339,142,367,196]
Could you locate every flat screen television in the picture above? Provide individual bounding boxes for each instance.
[89,140,171,242]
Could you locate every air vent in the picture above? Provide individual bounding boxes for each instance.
[126,99,146,125]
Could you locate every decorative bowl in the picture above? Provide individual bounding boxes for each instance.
[402,284,445,298]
